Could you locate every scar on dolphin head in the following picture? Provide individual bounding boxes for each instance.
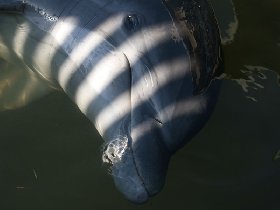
[102,136,129,166]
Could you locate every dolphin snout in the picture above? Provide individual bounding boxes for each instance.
[103,136,149,203]
[102,118,170,203]
[130,119,170,196]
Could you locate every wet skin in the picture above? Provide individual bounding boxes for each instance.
[0,0,222,203]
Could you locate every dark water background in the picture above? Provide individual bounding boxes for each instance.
[0,0,280,209]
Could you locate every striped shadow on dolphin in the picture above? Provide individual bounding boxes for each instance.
[0,0,222,203]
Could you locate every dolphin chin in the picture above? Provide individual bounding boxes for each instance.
[103,137,149,203]
[102,118,170,203]
[113,170,149,204]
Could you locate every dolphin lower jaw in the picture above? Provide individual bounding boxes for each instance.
[102,134,149,204]
[130,116,170,196]
[99,116,148,203]
[101,114,170,203]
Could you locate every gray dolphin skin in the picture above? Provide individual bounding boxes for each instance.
[0,0,222,203]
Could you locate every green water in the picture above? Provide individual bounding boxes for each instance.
[0,0,280,209]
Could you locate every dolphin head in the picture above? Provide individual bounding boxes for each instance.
[69,0,222,203]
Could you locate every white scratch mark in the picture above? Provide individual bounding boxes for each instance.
[144,76,149,87]
[26,2,58,22]
[148,69,154,88]
[102,136,128,165]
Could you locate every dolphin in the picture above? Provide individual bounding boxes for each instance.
[0,0,222,203]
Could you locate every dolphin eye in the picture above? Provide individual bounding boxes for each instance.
[124,14,139,31]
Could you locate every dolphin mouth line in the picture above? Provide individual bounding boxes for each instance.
[129,138,152,199]
[121,54,150,197]
[122,118,152,199]
[123,53,132,73]
[101,117,151,202]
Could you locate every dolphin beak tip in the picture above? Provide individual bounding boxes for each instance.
[128,188,150,204]
[111,167,150,204]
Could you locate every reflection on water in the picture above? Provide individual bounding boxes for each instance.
[210,0,238,44]
[0,0,280,209]
[223,65,280,102]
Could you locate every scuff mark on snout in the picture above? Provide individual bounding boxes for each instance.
[101,135,150,203]
[102,136,129,166]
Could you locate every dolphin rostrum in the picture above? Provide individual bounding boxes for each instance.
[0,0,222,203]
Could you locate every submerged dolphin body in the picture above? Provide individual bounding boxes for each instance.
[0,0,222,203]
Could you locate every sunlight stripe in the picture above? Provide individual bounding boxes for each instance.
[57,15,122,89]
[74,26,171,115]
[31,17,78,80]
[13,21,31,58]
[95,57,190,134]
